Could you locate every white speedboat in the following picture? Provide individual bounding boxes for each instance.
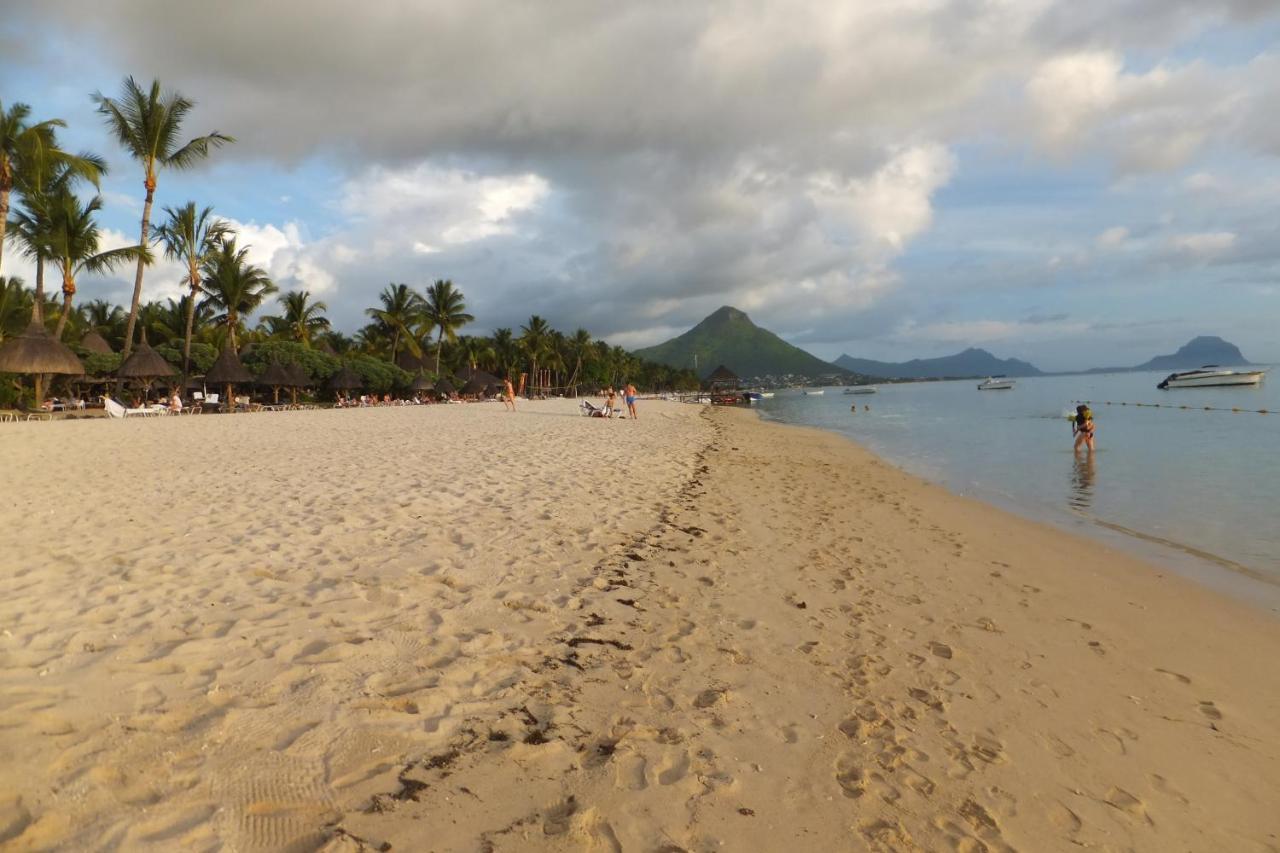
[759,391,775,399]
[977,377,1015,390]
[1157,366,1265,389]
[803,388,825,395]
[843,386,877,395]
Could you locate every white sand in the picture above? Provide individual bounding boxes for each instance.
[2,400,1278,851]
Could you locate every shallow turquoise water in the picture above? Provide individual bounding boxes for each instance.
[756,371,1279,582]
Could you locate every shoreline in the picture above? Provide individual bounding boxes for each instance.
[1,400,1278,850]
[755,404,1280,614]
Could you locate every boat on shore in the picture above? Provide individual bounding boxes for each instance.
[1157,367,1266,389]
[843,386,877,395]
[977,377,1015,390]
[803,389,826,396]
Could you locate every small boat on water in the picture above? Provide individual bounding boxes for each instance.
[977,377,1015,391]
[1157,366,1266,389]
[759,391,775,399]
[742,391,764,403]
[843,386,877,395]
[803,388,826,396]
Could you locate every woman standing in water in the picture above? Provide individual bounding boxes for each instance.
[1073,404,1096,452]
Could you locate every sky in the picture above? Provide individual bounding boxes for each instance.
[3,0,1279,372]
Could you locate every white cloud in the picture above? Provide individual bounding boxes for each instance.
[1169,230,1237,259]
[1097,225,1130,248]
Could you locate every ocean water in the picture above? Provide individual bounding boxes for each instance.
[755,371,1279,586]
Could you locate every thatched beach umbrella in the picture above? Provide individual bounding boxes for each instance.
[459,366,501,387]
[117,331,176,399]
[205,346,254,413]
[285,362,310,404]
[0,317,85,404]
[328,366,363,393]
[396,351,427,373]
[411,372,434,392]
[78,331,114,354]
[434,377,456,399]
[484,383,500,398]
[459,378,486,399]
[256,361,294,404]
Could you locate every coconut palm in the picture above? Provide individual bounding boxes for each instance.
[564,328,594,395]
[422,279,474,376]
[27,190,151,339]
[200,239,276,349]
[152,201,230,380]
[1,102,104,279]
[9,149,106,325]
[492,327,518,379]
[456,335,496,372]
[519,314,553,396]
[0,276,31,343]
[93,77,234,359]
[82,299,126,347]
[263,290,330,344]
[365,283,423,362]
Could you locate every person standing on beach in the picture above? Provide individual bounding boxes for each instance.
[503,377,516,412]
[604,387,616,417]
[1073,404,1095,452]
[625,382,638,419]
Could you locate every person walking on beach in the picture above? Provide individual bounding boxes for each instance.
[604,387,617,417]
[1073,404,1096,452]
[625,382,638,419]
[503,377,516,412]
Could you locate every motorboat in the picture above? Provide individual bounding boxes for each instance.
[843,386,877,395]
[742,391,764,403]
[1157,366,1266,389]
[977,377,1015,390]
[802,388,825,395]
[759,391,775,399]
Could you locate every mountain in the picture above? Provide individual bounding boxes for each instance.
[833,348,1043,379]
[634,306,845,378]
[1130,336,1251,371]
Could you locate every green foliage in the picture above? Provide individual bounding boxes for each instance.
[155,342,216,374]
[243,340,339,381]
[80,351,122,376]
[345,354,413,394]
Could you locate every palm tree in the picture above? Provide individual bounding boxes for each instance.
[422,279,474,376]
[520,315,553,397]
[564,328,594,395]
[0,276,31,343]
[152,201,230,380]
[492,327,518,379]
[200,239,276,349]
[365,283,423,362]
[82,299,126,348]
[144,297,192,345]
[32,190,150,340]
[9,146,106,324]
[93,77,234,359]
[457,335,496,372]
[263,290,330,344]
[1,102,103,278]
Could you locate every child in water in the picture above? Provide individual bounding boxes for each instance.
[1073,405,1096,452]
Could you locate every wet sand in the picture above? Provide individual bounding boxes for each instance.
[1,400,1277,851]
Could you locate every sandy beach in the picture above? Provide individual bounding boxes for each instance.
[2,399,1279,851]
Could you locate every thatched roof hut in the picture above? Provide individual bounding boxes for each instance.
[205,347,254,384]
[459,378,486,397]
[0,318,85,376]
[396,351,427,372]
[256,361,294,388]
[706,364,739,384]
[286,362,311,387]
[459,366,501,387]
[79,331,114,354]
[411,372,434,392]
[434,377,456,396]
[117,333,176,380]
[328,366,363,390]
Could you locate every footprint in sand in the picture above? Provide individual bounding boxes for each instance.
[1198,700,1223,721]
[927,641,953,659]
[1155,668,1191,684]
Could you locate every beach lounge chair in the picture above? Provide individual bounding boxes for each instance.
[580,401,609,418]
[103,398,160,418]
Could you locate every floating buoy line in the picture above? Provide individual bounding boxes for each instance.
[1075,400,1271,415]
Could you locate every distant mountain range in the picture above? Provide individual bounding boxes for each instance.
[1084,336,1253,374]
[632,307,1254,382]
[833,348,1043,379]
[634,306,848,378]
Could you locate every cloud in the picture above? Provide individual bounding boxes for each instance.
[1097,226,1130,248]
[1168,230,1237,260]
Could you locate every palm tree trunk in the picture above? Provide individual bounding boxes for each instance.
[228,313,238,350]
[435,328,444,376]
[182,285,197,385]
[33,257,45,325]
[0,185,9,276]
[121,180,155,359]
[392,328,400,362]
[54,275,74,340]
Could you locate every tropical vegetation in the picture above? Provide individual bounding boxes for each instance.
[0,85,699,408]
